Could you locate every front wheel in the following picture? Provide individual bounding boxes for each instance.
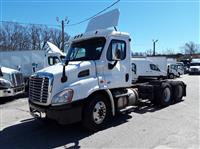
[169,73,174,79]
[82,94,111,132]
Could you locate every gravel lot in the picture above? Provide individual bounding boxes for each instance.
[0,75,199,149]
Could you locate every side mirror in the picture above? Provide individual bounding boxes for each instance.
[112,48,121,61]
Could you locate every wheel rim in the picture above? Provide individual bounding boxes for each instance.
[93,101,106,124]
[163,87,171,102]
[177,85,183,99]
[170,74,173,79]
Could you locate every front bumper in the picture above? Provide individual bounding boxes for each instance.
[29,100,83,124]
[189,71,200,75]
[0,86,25,97]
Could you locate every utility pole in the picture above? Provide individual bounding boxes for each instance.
[61,20,65,52]
[56,17,70,52]
[152,39,158,56]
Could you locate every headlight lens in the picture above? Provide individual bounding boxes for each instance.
[52,89,73,106]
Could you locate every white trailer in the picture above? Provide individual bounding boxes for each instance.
[146,56,179,79]
[0,42,65,78]
[131,58,167,81]
[28,9,186,132]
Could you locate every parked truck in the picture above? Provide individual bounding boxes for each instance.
[189,59,200,75]
[0,42,65,90]
[0,42,65,78]
[28,9,186,131]
[147,56,179,79]
[0,67,25,97]
[131,58,167,81]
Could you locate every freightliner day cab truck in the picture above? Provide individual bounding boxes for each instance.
[0,42,65,88]
[0,67,24,97]
[28,9,186,131]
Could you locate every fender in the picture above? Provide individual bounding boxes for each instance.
[87,89,116,116]
[105,89,115,116]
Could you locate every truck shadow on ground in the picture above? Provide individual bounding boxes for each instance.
[0,114,132,149]
[133,100,184,114]
[0,93,28,105]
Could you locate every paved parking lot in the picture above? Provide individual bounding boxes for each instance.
[0,75,199,149]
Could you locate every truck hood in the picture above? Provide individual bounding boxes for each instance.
[190,66,200,69]
[36,61,96,97]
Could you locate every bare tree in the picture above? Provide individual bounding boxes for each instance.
[163,49,175,55]
[49,28,70,50]
[145,49,153,56]
[0,22,70,51]
[182,41,199,54]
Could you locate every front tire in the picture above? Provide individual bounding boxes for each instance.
[82,94,111,132]
[169,73,174,79]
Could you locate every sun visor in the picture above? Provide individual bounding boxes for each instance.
[85,9,120,32]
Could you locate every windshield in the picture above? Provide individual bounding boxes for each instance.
[178,65,184,70]
[1,73,11,81]
[66,37,106,61]
[190,63,200,66]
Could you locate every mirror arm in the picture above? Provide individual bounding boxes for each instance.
[108,60,118,70]
[61,64,67,83]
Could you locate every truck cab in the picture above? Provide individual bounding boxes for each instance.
[189,61,200,75]
[45,42,65,67]
[0,67,24,97]
[167,63,179,79]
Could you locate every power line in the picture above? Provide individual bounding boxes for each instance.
[66,0,120,26]
[0,0,120,27]
[0,20,59,27]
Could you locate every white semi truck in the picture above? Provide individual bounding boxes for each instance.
[0,67,25,97]
[0,42,65,78]
[0,42,65,91]
[28,9,186,131]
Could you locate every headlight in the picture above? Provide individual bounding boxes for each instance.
[51,89,73,106]
[0,80,11,89]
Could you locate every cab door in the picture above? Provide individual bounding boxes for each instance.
[103,37,131,88]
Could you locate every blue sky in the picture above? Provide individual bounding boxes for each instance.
[1,0,199,53]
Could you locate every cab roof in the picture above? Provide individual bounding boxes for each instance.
[0,67,20,74]
[69,29,130,43]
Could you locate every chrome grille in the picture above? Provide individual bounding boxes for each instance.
[29,76,49,103]
[191,68,198,72]
[12,73,24,87]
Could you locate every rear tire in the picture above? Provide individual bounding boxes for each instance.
[170,81,184,103]
[82,94,111,132]
[154,82,172,107]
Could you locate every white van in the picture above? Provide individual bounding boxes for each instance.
[131,58,167,81]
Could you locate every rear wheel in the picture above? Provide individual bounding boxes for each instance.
[154,82,172,107]
[82,94,111,132]
[170,81,184,103]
